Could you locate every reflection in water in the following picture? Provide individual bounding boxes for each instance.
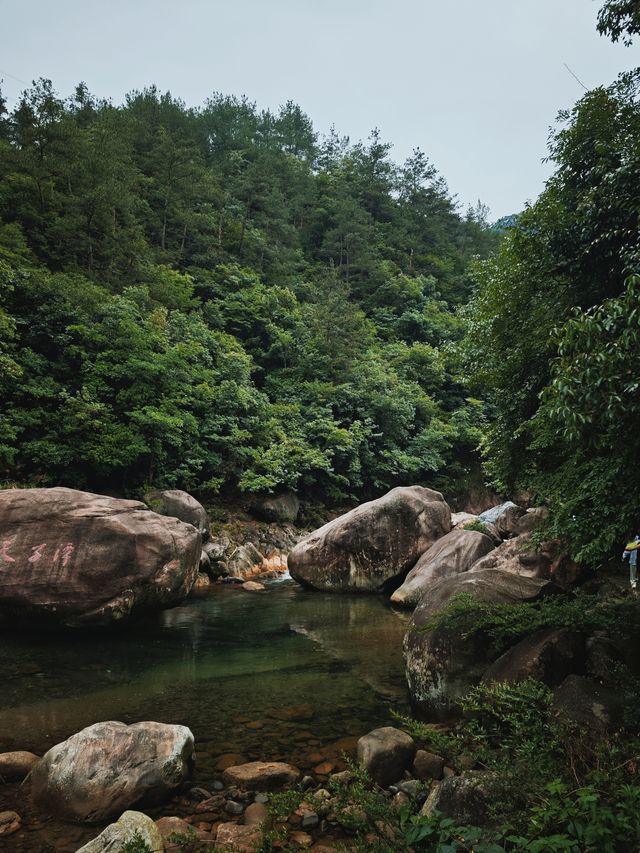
[0,581,410,766]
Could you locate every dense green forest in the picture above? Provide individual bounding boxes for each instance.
[0,80,496,503]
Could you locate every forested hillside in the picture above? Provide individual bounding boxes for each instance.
[0,83,496,501]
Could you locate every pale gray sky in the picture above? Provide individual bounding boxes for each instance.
[1,0,637,218]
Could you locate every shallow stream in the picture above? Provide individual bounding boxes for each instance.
[0,578,411,850]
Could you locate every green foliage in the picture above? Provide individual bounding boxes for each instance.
[460,66,640,563]
[119,833,153,853]
[461,520,492,537]
[0,79,496,499]
[421,590,620,655]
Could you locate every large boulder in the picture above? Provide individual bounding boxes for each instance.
[391,529,495,608]
[251,492,300,524]
[288,486,451,593]
[404,569,556,717]
[144,488,210,540]
[356,727,416,787]
[76,810,164,852]
[0,488,201,627]
[31,721,194,822]
[482,627,585,687]
[478,502,526,539]
[469,533,582,588]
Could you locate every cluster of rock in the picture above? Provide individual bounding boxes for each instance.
[287,487,591,717]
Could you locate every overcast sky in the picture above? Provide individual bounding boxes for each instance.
[1,0,637,219]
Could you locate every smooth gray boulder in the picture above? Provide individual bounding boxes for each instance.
[357,727,416,787]
[0,488,201,627]
[31,721,194,822]
[76,810,164,852]
[144,489,209,540]
[391,529,494,608]
[404,569,556,717]
[288,486,451,593]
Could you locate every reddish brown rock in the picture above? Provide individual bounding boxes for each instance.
[413,749,445,781]
[0,487,201,626]
[288,486,451,593]
[31,720,194,822]
[0,811,21,837]
[215,753,247,771]
[391,529,495,608]
[243,801,268,827]
[0,750,40,782]
[222,761,300,791]
[158,815,214,848]
[242,581,266,591]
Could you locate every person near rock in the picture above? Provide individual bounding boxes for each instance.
[622,535,640,589]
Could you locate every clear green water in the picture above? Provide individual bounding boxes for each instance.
[0,579,410,849]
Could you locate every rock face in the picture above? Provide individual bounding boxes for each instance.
[469,533,582,588]
[288,486,451,594]
[31,720,194,822]
[391,530,495,608]
[252,492,300,523]
[0,488,201,626]
[482,628,585,687]
[75,810,164,852]
[479,501,526,539]
[222,761,300,791]
[144,488,210,540]
[356,727,416,787]
[404,569,555,717]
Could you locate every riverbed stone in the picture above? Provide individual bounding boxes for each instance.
[222,761,301,790]
[404,569,556,717]
[31,720,194,822]
[0,811,21,837]
[157,815,214,845]
[288,486,451,593]
[391,529,495,608]
[242,580,266,591]
[75,810,164,852]
[216,822,263,852]
[0,750,40,782]
[0,487,201,627]
[357,727,416,787]
[144,488,210,540]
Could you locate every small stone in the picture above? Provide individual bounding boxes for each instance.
[216,752,248,771]
[156,815,213,842]
[244,802,267,826]
[213,780,224,791]
[242,581,266,591]
[290,831,314,847]
[0,811,21,837]
[357,727,416,788]
[223,761,300,791]
[245,720,264,730]
[301,775,315,789]
[187,786,213,801]
[255,793,269,804]
[443,766,455,779]
[0,751,40,782]
[391,791,411,811]
[313,761,334,775]
[226,800,245,815]
[216,821,262,852]
[397,779,423,798]
[413,750,445,781]
[329,770,354,785]
[301,811,319,829]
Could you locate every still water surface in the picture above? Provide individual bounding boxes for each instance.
[0,578,410,848]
